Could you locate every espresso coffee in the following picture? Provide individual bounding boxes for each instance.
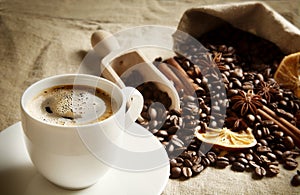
[27,85,114,126]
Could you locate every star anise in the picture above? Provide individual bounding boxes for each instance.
[225,116,248,132]
[212,52,230,71]
[256,80,279,102]
[231,90,263,116]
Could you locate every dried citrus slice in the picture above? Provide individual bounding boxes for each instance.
[194,127,257,149]
[274,52,300,98]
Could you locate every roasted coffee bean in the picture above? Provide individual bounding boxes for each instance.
[257,146,272,153]
[170,159,177,167]
[201,157,211,167]
[291,170,300,186]
[157,137,164,142]
[262,120,274,126]
[236,152,246,158]
[206,152,217,164]
[180,152,191,159]
[184,159,193,167]
[168,125,179,134]
[182,167,193,178]
[246,114,256,124]
[266,152,277,161]
[232,68,243,78]
[166,143,175,153]
[170,135,184,145]
[149,117,161,127]
[273,150,283,159]
[265,135,278,143]
[256,143,263,148]
[216,157,230,169]
[141,111,151,121]
[267,160,279,166]
[255,166,267,177]
[276,108,294,120]
[256,73,264,81]
[246,153,254,161]
[265,135,274,143]
[282,150,294,160]
[252,153,262,164]
[255,129,263,139]
[162,141,168,147]
[227,89,238,97]
[175,157,184,163]
[269,124,279,131]
[267,165,280,176]
[150,128,159,135]
[283,136,295,149]
[247,148,254,154]
[262,127,270,136]
[233,79,242,88]
[187,150,197,157]
[225,57,234,63]
[218,45,227,52]
[260,155,271,164]
[275,143,286,151]
[188,144,199,151]
[273,130,284,138]
[256,115,262,123]
[157,130,168,137]
[238,157,248,165]
[232,162,245,172]
[227,155,236,163]
[148,107,157,119]
[191,156,201,165]
[170,167,182,179]
[279,100,288,107]
[249,161,260,169]
[192,164,204,174]
[181,60,191,70]
[258,139,268,146]
[242,82,254,90]
[169,115,179,125]
[217,156,229,162]
[284,157,298,170]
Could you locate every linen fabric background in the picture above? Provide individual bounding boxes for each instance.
[0,0,299,194]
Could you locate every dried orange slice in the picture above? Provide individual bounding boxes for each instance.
[274,52,300,98]
[195,127,257,150]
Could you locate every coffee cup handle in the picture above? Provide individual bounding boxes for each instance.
[121,87,144,129]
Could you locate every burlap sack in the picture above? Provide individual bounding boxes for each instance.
[162,3,300,194]
[177,1,300,54]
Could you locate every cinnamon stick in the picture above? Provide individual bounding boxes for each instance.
[257,107,300,148]
[262,106,300,136]
[165,58,191,79]
[157,62,185,92]
[165,58,196,95]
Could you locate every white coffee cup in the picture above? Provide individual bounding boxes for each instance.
[20,74,144,189]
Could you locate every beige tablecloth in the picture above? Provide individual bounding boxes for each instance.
[1,0,300,194]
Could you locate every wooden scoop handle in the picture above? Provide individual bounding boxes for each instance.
[91,30,120,58]
[91,30,125,88]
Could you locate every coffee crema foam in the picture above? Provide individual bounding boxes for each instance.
[27,85,114,126]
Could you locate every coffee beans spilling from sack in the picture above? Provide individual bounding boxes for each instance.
[135,24,300,184]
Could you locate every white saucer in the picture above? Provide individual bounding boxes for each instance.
[0,122,170,195]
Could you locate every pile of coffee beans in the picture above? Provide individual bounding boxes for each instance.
[135,24,300,183]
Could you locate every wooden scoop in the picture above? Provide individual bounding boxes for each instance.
[91,30,180,110]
